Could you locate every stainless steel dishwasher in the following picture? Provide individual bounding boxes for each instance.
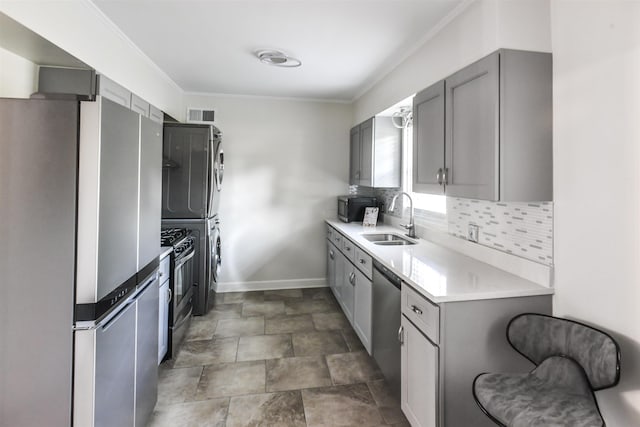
[372,259,402,402]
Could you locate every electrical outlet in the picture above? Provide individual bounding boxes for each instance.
[468,224,479,243]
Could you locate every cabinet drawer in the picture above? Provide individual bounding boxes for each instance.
[354,246,372,280]
[402,283,439,344]
[332,231,343,247]
[327,226,334,241]
[159,254,171,283]
[342,238,356,262]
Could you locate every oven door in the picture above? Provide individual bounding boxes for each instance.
[173,248,195,310]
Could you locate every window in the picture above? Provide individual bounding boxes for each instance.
[402,123,446,214]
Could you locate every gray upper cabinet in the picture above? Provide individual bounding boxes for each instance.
[349,116,401,188]
[349,126,361,185]
[445,52,500,200]
[413,49,552,201]
[97,74,132,109]
[413,80,445,195]
[131,94,150,118]
[359,118,374,186]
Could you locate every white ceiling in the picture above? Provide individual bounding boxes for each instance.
[91,0,464,102]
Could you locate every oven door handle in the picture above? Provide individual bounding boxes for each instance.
[174,306,193,329]
[175,250,195,269]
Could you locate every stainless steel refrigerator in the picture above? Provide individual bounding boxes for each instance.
[0,96,161,427]
[162,122,224,315]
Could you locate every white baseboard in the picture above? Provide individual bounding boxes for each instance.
[215,278,328,293]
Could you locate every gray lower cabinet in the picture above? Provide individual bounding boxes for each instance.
[349,116,401,188]
[353,267,372,354]
[341,258,356,323]
[158,278,170,364]
[326,226,372,353]
[401,315,438,427]
[413,49,552,201]
[400,283,552,426]
[327,242,338,298]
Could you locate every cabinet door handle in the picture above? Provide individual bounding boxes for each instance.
[359,258,366,264]
[349,272,355,284]
[398,325,404,344]
[436,168,443,185]
[329,250,334,260]
[411,305,423,315]
[167,289,172,304]
[443,167,449,185]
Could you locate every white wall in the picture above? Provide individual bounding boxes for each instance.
[552,1,640,422]
[185,93,352,290]
[0,0,183,119]
[353,0,551,123]
[0,46,37,98]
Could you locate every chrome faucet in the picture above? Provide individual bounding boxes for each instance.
[388,192,416,238]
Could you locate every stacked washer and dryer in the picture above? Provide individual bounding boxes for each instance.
[161,122,224,315]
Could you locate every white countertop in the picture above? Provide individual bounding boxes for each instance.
[160,246,173,260]
[326,220,553,304]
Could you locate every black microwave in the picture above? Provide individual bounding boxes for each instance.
[337,196,378,223]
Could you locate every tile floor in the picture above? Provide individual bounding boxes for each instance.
[149,287,410,427]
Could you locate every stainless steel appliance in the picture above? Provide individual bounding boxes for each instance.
[162,122,224,315]
[0,95,161,427]
[372,259,402,402]
[161,228,195,358]
[337,195,378,223]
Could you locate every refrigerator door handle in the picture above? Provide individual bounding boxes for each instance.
[207,131,216,218]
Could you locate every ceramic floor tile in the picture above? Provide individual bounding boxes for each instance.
[326,351,384,385]
[227,391,306,427]
[185,318,217,342]
[237,334,293,361]
[301,384,385,427]
[173,338,239,368]
[311,312,350,331]
[292,331,348,357]
[341,328,365,352]
[265,314,315,334]
[223,291,264,304]
[195,361,265,399]
[285,299,340,316]
[203,303,243,322]
[156,366,203,405]
[302,287,334,301]
[368,379,407,424]
[264,289,304,300]
[266,356,332,392]
[242,301,286,318]
[148,398,229,427]
[214,316,264,338]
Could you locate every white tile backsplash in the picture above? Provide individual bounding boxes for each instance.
[447,198,553,265]
[349,186,553,266]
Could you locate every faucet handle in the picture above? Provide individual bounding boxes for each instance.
[399,223,413,229]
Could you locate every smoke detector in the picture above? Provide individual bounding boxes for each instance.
[255,49,302,68]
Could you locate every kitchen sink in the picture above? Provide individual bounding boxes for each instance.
[362,233,417,246]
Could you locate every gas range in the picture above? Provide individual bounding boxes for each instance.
[161,228,195,258]
[161,227,188,247]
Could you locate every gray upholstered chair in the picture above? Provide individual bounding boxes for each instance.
[473,313,620,427]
